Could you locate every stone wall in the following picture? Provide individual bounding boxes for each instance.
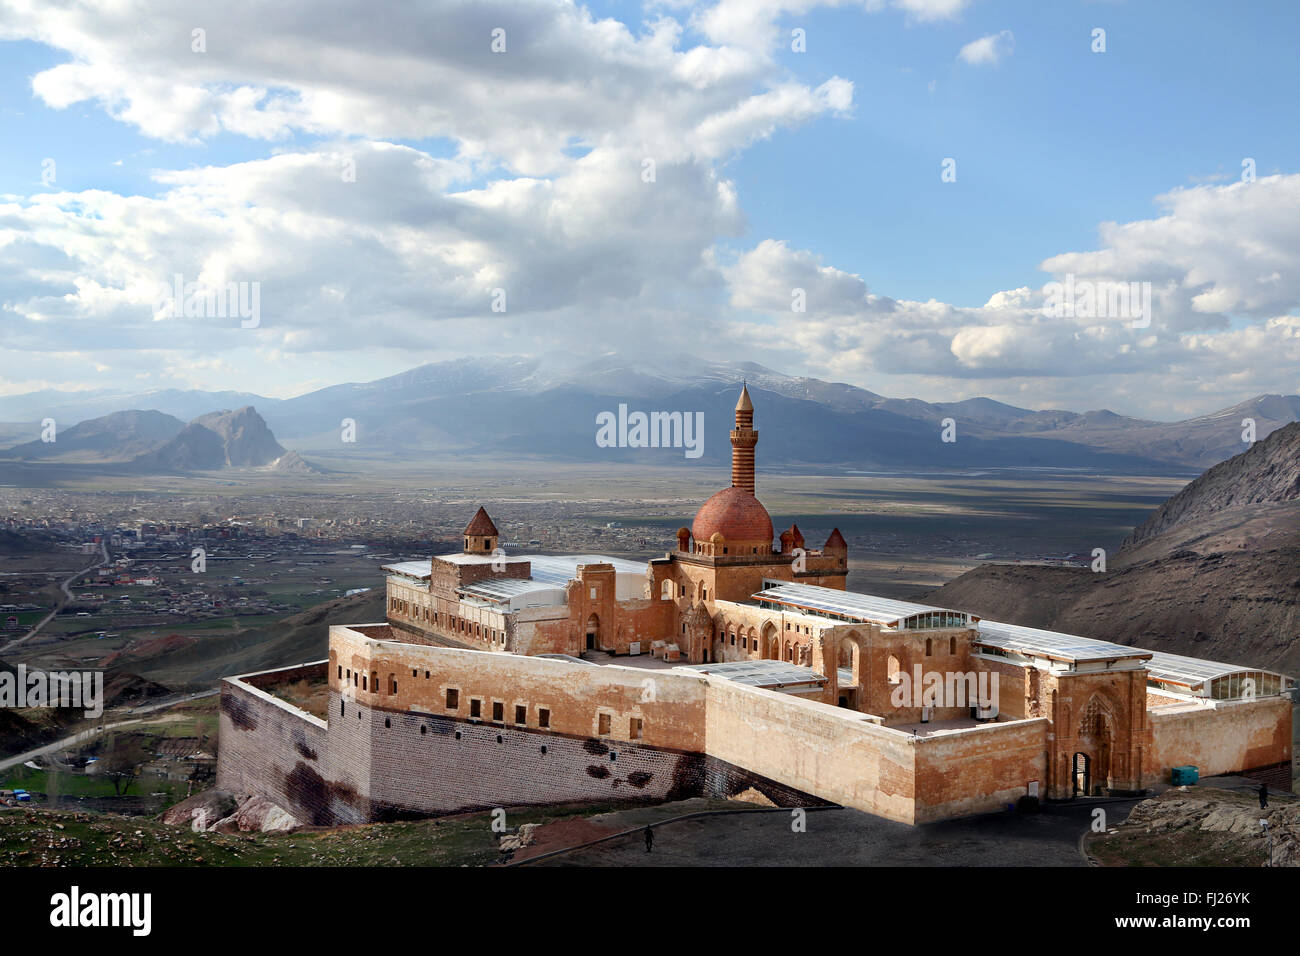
[215,664,363,826]
[912,719,1049,822]
[701,677,919,822]
[220,630,1294,828]
[1148,695,1292,786]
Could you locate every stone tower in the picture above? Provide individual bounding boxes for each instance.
[730,384,758,494]
[462,506,499,555]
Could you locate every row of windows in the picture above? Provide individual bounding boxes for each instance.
[664,581,709,601]
[339,665,397,694]
[335,666,647,740]
[389,596,505,644]
[902,611,969,631]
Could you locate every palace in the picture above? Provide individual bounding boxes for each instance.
[218,387,1293,826]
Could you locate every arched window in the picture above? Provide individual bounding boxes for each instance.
[949,636,956,655]
[925,638,932,656]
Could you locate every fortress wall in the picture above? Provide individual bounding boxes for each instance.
[329,627,709,751]
[912,719,1049,823]
[1148,695,1292,786]
[352,697,709,818]
[701,678,917,823]
[216,666,349,825]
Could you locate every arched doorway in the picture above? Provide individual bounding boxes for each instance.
[836,631,864,688]
[585,614,599,651]
[762,622,779,660]
[1077,695,1115,793]
[1072,752,1091,797]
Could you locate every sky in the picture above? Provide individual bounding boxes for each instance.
[0,0,1298,419]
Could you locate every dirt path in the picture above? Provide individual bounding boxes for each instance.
[0,539,109,653]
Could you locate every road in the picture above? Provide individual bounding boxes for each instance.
[532,797,1143,867]
[0,689,218,773]
[0,539,110,654]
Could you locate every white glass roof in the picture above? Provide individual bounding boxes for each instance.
[381,560,431,580]
[975,619,1149,664]
[1142,650,1281,688]
[753,582,967,626]
[676,659,827,687]
[523,554,646,585]
[459,578,566,604]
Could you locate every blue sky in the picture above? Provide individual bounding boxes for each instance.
[0,0,1297,417]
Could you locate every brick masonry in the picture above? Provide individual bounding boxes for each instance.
[218,660,829,826]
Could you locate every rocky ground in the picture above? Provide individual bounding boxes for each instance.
[1089,785,1300,866]
[0,797,688,866]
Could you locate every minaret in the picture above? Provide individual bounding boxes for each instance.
[730,384,758,494]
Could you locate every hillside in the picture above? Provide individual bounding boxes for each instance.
[125,587,387,688]
[1121,421,1300,554]
[129,406,287,471]
[925,422,1300,674]
[0,410,185,462]
[0,405,303,474]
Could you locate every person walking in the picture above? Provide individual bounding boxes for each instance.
[1259,782,1269,809]
[644,826,654,853]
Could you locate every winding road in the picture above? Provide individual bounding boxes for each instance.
[0,539,109,654]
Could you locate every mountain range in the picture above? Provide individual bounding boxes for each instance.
[2,353,1297,474]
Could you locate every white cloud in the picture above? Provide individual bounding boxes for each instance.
[1,0,1297,419]
[719,174,1300,411]
[2,0,851,174]
[958,30,1014,66]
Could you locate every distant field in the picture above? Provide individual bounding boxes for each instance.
[0,464,1190,677]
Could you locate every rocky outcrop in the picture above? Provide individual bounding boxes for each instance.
[129,406,290,472]
[160,789,238,831]
[161,790,301,833]
[270,450,321,474]
[1122,421,1300,552]
[1104,786,1300,866]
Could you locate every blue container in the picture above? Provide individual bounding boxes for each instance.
[1170,765,1199,785]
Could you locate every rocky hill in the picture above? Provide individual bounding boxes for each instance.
[1121,421,1300,553]
[925,422,1300,673]
[0,405,310,474]
[0,409,185,462]
[1090,786,1300,867]
[133,406,286,471]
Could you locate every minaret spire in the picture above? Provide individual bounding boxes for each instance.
[731,384,757,494]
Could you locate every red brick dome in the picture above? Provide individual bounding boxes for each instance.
[691,486,773,546]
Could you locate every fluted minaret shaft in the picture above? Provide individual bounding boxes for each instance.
[731,385,757,493]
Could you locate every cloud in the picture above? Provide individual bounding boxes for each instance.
[1,0,850,174]
[958,30,1014,66]
[690,0,969,51]
[1,0,1296,419]
[719,175,1300,410]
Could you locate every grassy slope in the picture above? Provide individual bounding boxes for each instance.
[128,588,387,688]
[0,800,641,867]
